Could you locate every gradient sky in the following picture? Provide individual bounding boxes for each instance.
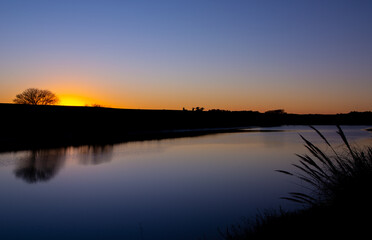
[0,0,371,113]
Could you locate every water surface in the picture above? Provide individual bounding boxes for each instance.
[0,125,371,239]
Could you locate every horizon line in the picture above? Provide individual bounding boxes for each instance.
[0,102,370,115]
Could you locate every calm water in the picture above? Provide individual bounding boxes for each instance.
[0,126,371,240]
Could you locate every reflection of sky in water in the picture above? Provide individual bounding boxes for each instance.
[0,126,371,239]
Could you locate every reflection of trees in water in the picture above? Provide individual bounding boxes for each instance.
[13,144,114,183]
[78,145,113,165]
[14,149,67,183]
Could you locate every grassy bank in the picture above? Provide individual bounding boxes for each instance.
[220,126,372,239]
[0,103,253,152]
[1,103,372,152]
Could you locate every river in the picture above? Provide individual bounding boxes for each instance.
[0,125,371,239]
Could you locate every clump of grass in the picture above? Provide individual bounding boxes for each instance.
[220,126,372,239]
[280,126,372,209]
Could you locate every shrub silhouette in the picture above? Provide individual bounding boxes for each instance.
[13,88,59,105]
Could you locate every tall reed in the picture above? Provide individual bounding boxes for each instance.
[278,126,372,209]
[220,126,372,239]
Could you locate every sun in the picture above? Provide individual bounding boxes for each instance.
[59,95,91,106]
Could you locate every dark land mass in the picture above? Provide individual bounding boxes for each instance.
[1,103,372,152]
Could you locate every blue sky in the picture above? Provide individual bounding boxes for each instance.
[1,0,371,113]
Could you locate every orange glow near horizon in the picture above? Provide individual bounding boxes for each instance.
[53,92,367,114]
[0,84,369,114]
[58,94,97,107]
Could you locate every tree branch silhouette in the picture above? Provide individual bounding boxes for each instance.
[13,88,59,105]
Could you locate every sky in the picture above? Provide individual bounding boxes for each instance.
[0,0,371,113]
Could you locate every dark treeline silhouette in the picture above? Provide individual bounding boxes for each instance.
[1,103,372,152]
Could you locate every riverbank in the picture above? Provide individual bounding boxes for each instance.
[221,204,370,239]
[220,126,372,239]
[1,103,372,152]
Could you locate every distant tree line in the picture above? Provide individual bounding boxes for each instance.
[183,107,205,112]
[182,107,287,114]
[264,109,286,114]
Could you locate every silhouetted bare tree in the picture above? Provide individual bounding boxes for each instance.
[13,88,59,105]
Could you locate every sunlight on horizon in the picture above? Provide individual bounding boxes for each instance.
[59,95,95,107]
[0,1,371,114]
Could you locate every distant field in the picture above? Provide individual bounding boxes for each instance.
[1,103,371,152]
